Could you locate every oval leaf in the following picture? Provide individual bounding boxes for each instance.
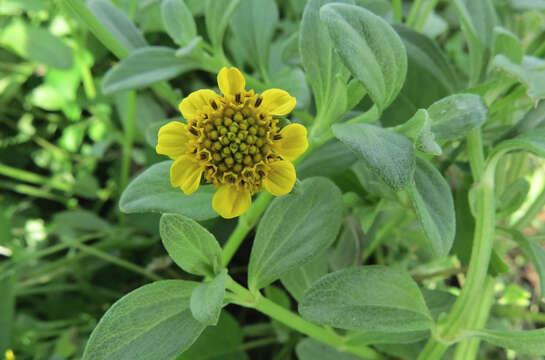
[190,269,227,325]
[332,123,415,191]
[408,157,455,257]
[82,280,205,360]
[161,0,196,46]
[119,161,217,221]
[320,3,407,112]
[102,47,196,93]
[248,177,343,291]
[205,0,241,50]
[160,214,222,277]
[428,94,488,141]
[299,266,433,332]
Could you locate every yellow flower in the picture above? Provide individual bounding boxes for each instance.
[156,67,308,218]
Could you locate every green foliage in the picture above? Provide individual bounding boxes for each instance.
[190,270,227,325]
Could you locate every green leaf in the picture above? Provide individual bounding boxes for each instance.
[428,94,488,141]
[332,123,415,191]
[190,270,227,325]
[0,20,73,69]
[248,177,343,291]
[393,109,442,156]
[205,0,241,51]
[280,252,329,301]
[119,161,217,221]
[300,0,350,115]
[296,338,362,360]
[463,328,545,355]
[321,3,407,112]
[102,47,197,93]
[509,0,545,11]
[161,0,197,46]
[452,0,497,84]
[82,280,205,360]
[297,140,358,179]
[493,127,545,158]
[493,55,545,106]
[408,157,455,258]
[160,214,222,277]
[178,312,245,360]
[497,178,530,218]
[230,0,277,75]
[299,266,433,332]
[87,0,148,51]
[493,26,523,64]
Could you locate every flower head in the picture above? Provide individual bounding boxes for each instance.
[156,67,308,218]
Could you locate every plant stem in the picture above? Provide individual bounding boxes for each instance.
[514,182,545,230]
[452,276,496,360]
[493,305,545,323]
[120,91,136,192]
[414,0,440,30]
[0,180,69,204]
[0,163,70,192]
[466,129,485,180]
[418,132,497,360]
[406,0,424,27]
[226,278,384,360]
[392,0,403,22]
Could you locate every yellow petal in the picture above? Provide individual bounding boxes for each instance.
[263,160,296,196]
[259,89,296,116]
[272,123,309,160]
[212,185,252,218]
[217,67,246,96]
[170,155,203,195]
[156,121,190,159]
[179,89,220,120]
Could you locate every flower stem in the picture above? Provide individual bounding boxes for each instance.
[406,0,423,27]
[226,278,384,360]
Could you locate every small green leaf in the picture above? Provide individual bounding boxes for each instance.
[205,0,240,51]
[428,94,488,141]
[408,157,456,257]
[463,328,545,355]
[394,109,442,155]
[160,214,222,277]
[87,0,148,51]
[119,161,217,221]
[300,0,350,115]
[296,338,362,360]
[333,123,415,191]
[82,280,205,360]
[493,55,545,106]
[190,270,227,325]
[0,20,73,69]
[280,252,328,301]
[299,266,433,332]
[161,0,196,46]
[248,177,343,291]
[178,312,244,360]
[493,26,523,64]
[321,3,407,112]
[102,47,197,93]
[230,0,277,75]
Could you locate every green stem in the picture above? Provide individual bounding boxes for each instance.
[0,180,69,203]
[226,278,384,360]
[452,276,496,360]
[418,134,497,360]
[413,0,440,30]
[0,163,70,192]
[406,0,424,27]
[120,91,136,192]
[466,129,485,180]
[493,304,545,323]
[392,0,402,22]
[361,211,412,262]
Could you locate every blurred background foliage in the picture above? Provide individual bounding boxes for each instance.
[1,0,545,359]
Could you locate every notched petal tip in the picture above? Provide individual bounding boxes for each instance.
[217,67,246,97]
[260,89,296,116]
[179,89,220,120]
[156,121,190,159]
[263,160,296,196]
[170,155,204,195]
[273,123,309,160]
[212,185,252,218]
